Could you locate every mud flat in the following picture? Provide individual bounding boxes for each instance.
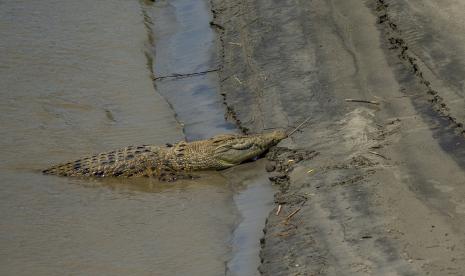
[212,0,465,274]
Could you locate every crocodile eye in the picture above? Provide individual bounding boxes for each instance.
[231,142,254,150]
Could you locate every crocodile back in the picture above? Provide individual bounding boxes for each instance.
[43,145,164,177]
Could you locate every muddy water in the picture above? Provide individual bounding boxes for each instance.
[0,1,236,275]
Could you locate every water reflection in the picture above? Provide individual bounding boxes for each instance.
[72,171,224,194]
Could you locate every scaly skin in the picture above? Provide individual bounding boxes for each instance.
[43,130,287,178]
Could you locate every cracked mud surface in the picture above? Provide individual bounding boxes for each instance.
[212,0,465,274]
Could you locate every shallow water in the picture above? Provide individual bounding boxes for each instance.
[147,0,236,140]
[0,1,236,275]
[223,161,275,276]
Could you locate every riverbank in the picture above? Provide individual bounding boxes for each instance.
[212,0,465,274]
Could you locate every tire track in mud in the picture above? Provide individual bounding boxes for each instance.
[374,0,465,138]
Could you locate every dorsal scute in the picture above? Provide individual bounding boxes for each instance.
[209,133,240,143]
[43,145,163,177]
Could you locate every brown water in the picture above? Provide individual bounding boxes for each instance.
[0,0,236,275]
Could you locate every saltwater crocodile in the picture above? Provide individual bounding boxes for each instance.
[43,130,287,178]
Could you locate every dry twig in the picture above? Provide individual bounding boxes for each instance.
[283,207,301,223]
[287,116,312,137]
[368,151,388,159]
[153,68,218,81]
[345,98,380,105]
[276,204,282,216]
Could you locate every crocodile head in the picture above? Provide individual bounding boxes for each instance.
[212,130,287,168]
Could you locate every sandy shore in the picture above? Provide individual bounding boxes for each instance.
[212,0,465,274]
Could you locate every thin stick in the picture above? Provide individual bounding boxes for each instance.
[287,116,312,137]
[153,68,218,81]
[345,99,380,105]
[276,204,282,216]
[368,151,388,159]
[285,207,301,221]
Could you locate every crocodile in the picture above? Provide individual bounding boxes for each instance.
[43,130,287,179]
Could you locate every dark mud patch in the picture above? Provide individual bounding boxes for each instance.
[266,147,319,192]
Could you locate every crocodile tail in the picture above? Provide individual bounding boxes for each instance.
[43,145,163,177]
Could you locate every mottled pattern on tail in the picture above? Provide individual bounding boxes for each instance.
[43,145,164,177]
